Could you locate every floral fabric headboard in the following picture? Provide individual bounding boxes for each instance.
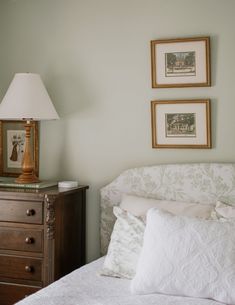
[100,163,235,255]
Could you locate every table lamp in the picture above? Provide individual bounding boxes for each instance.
[0,73,59,183]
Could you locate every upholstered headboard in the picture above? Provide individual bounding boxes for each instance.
[100,163,235,255]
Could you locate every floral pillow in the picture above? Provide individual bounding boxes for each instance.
[100,206,145,279]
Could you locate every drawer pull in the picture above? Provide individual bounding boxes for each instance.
[26,209,35,216]
[25,265,34,273]
[25,237,34,244]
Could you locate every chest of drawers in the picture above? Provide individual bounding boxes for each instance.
[0,185,88,305]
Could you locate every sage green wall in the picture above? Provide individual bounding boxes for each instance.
[0,0,235,261]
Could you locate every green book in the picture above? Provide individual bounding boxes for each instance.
[0,177,57,189]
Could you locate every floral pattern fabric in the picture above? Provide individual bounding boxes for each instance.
[100,207,145,279]
[100,163,235,254]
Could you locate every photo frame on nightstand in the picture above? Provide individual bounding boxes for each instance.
[0,120,39,177]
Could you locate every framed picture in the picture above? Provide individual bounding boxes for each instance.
[0,121,39,177]
[151,99,211,148]
[151,37,211,88]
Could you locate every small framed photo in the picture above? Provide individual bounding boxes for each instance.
[0,121,39,177]
[151,37,211,88]
[151,99,211,148]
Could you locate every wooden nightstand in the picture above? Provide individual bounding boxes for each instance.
[0,185,88,305]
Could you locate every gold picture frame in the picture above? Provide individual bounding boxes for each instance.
[0,121,39,177]
[151,99,211,148]
[151,37,211,88]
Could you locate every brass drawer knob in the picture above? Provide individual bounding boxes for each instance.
[25,265,34,273]
[25,237,34,244]
[26,209,35,216]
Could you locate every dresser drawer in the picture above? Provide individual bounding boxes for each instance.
[0,282,39,305]
[0,227,43,252]
[0,255,42,281]
[0,200,43,224]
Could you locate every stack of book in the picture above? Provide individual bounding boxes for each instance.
[0,177,57,189]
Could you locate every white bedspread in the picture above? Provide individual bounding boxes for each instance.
[15,257,225,305]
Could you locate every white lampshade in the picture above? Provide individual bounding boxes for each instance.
[0,73,59,120]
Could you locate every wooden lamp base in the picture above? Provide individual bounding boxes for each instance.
[15,172,39,184]
[15,121,40,184]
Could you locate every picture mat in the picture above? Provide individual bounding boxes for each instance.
[7,130,26,168]
[0,120,39,177]
[156,103,207,145]
[156,41,206,85]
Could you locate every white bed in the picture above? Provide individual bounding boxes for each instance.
[15,257,224,305]
[15,163,235,305]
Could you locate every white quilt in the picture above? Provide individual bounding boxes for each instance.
[15,257,226,305]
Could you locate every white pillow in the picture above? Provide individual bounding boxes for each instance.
[101,195,215,279]
[215,201,235,219]
[121,194,214,219]
[100,206,145,279]
[131,208,235,304]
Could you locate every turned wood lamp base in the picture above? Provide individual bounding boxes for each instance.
[15,121,40,184]
[15,173,39,184]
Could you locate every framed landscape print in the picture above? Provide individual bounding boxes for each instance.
[151,99,211,148]
[0,121,39,177]
[151,37,211,88]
